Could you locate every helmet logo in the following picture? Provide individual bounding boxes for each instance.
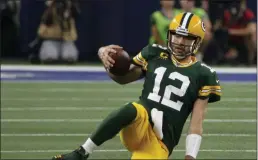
[159,52,169,60]
[201,22,206,32]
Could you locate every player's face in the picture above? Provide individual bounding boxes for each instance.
[180,0,195,11]
[160,0,175,8]
[170,34,196,59]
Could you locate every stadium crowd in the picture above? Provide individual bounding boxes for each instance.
[1,0,257,66]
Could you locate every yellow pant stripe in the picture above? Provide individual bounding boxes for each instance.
[131,102,169,154]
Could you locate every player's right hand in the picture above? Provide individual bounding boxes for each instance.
[98,45,123,69]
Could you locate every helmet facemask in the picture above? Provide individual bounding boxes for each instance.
[167,30,201,60]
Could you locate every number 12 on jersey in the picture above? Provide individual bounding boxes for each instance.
[147,67,190,111]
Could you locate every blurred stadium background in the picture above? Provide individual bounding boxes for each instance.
[1,0,257,159]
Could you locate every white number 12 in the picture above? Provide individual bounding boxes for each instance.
[147,67,190,111]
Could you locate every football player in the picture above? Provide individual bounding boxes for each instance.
[52,12,221,160]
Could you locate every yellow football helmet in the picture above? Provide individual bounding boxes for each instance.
[167,12,205,59]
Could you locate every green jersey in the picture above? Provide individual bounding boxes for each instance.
[174,8,209,20]
[133,44,221,154]
[149,9,180,44]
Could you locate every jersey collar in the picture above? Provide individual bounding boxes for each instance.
[171,55,197,67]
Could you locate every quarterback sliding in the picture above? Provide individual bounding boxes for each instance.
[52,12,221,160]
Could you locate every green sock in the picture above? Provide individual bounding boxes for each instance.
[90,104,137,146]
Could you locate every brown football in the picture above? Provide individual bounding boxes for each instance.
[109,49,131,76]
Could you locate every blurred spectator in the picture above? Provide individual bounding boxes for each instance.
[37,0,79,64]
[214,0,257,65]
[1,0,19,57]
[201,0,209,12]
[149,0,179,45]
[176,0,212,61]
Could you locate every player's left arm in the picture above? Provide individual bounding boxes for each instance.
[185,65,221,160]
[185,98,208,160]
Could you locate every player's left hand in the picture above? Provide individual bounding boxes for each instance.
[98,45,122,69]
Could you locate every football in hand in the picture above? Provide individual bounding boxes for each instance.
[109,49,131,76]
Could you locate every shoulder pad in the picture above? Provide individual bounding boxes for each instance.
[151,44,168,52]
[199,63,216,77]
[138,44,169,61]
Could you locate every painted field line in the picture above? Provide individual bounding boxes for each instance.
[1,80,256,85]
[1,65,256,73]
[0,107,117,111]
[1,65,256,72]
[1,97,256,102]
[1,133,255,137]
[1,119,256,123]
[1,80,117,84]
[1,107,256,111]
[2,88,256,93]
[1,88,142,92]
[1,149,256,153]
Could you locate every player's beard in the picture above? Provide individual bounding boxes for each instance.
[171,43,192,60]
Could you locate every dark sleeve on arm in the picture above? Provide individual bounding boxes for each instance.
[198,70,221,103]
[131,45,154,74]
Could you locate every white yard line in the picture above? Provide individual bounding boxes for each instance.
[1,97,256,102]
[0,107,118,111]
[1,149,256,153]
[2,88,255,93]
[1,119,256,123]
[1,65,256,73]
[1,133,255,137]
[1,80,256,84]
[0,107,256,111]
[1,88,142,92]
[1,80,117,83]
[207,108,256,111]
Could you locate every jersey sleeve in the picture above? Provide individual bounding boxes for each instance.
[150,12,157,25]
[174,9,183,16]
[198,67,221,103]
[132,45,154,70]
[195,8,209,20]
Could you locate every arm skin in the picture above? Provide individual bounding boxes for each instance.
[97,47,144,85]
[228,22,256,36]
[106,64,144,85]
[185,98,208,160]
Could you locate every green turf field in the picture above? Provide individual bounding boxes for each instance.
[1,82,257,159]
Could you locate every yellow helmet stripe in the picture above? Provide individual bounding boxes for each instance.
[180,12,194,29]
